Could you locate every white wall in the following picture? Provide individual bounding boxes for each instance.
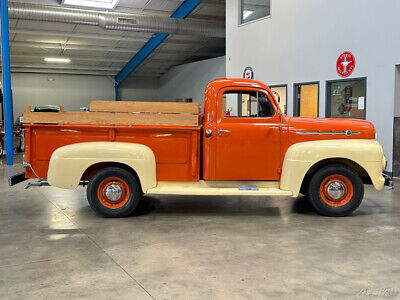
[120,56,226,107]
[3,55,226,120]
[118,77,162,101]
[9,73,114,118]
[226,0,400,172]
[158,56,226,106]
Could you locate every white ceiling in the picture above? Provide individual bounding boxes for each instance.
[8,0,226,78]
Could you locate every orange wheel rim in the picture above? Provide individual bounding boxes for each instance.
[97,177,130,209]
[319,174,353,207]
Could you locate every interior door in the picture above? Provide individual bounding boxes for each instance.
[215,87,281,180]
[294,83,319,117]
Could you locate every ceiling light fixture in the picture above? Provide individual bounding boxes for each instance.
[243,9,254,20]
[62,0,120,9]
[44,58,71,63]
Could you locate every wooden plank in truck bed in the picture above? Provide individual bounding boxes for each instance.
[90,100,201,115]
[23,106,199,127]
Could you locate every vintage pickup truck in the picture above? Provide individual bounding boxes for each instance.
[10,79,391,217]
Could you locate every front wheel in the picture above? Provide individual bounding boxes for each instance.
[307,164,364,217]
[87,167,142,218]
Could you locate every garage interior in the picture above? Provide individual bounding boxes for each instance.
[1,0,400,299]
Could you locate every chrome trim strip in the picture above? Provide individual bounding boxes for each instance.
[295,130,361,136]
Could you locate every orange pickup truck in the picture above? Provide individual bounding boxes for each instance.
[10,78,391,217]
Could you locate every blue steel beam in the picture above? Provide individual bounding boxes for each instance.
[115,83,119,101]
[115,0,202,85]
[1,0,14,165]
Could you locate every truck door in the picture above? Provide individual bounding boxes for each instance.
[215,87,281,180]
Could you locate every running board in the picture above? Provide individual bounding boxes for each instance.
[146,181,293,196]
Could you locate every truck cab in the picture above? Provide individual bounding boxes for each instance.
[202,79,283,181]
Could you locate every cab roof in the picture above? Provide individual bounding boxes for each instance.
[207,78,270,91]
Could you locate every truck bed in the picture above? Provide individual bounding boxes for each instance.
[24,101,201,182]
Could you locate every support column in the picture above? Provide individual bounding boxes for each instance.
[1,0,13,165]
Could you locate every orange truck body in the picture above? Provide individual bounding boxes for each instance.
[24,124,201,181]
[24,78,375,182]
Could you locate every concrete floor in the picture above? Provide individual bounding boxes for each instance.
[0,155,399,299]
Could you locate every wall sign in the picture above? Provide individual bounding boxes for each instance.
[337,51,355,77]
[243,66,254,79]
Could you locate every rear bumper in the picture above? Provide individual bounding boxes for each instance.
[9,172,27,186]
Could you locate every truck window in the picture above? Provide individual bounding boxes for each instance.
[223,90,275,118]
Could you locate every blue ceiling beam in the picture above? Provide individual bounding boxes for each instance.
[115,0,202,85]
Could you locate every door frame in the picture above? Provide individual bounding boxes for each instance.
[269,84,288,115]
[325,77,367,119]
[214,86,282,180]
[293,81,320,117]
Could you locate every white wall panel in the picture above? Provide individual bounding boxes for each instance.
[8,73,114,118]
[226,0,400,172]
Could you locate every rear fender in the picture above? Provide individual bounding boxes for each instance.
[47,142,156,192]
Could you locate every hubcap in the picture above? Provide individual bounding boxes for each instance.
[320,174,354,207]
[97,177,130,209]
[326,181,345,200]
[105,184,123,202]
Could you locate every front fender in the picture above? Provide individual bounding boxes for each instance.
[280,139,385,197]
[47,142,156,192]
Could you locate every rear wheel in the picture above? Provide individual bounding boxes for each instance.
[87,167,142,218]
[307,164,364,217]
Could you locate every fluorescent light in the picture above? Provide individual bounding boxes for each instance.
[243,9,254,20]
[44,58,71,63]
[62,0,120,9]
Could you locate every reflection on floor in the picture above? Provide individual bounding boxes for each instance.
[0,154,399,299]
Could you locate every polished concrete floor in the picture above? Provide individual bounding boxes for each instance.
[0,155,399,299]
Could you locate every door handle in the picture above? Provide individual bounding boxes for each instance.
[218,129,231,135]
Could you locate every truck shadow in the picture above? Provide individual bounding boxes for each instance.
[291,195,315,214]
[130,194,317,217]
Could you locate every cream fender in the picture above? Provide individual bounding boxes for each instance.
[280,139,386,197]
[47,142,156,191]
